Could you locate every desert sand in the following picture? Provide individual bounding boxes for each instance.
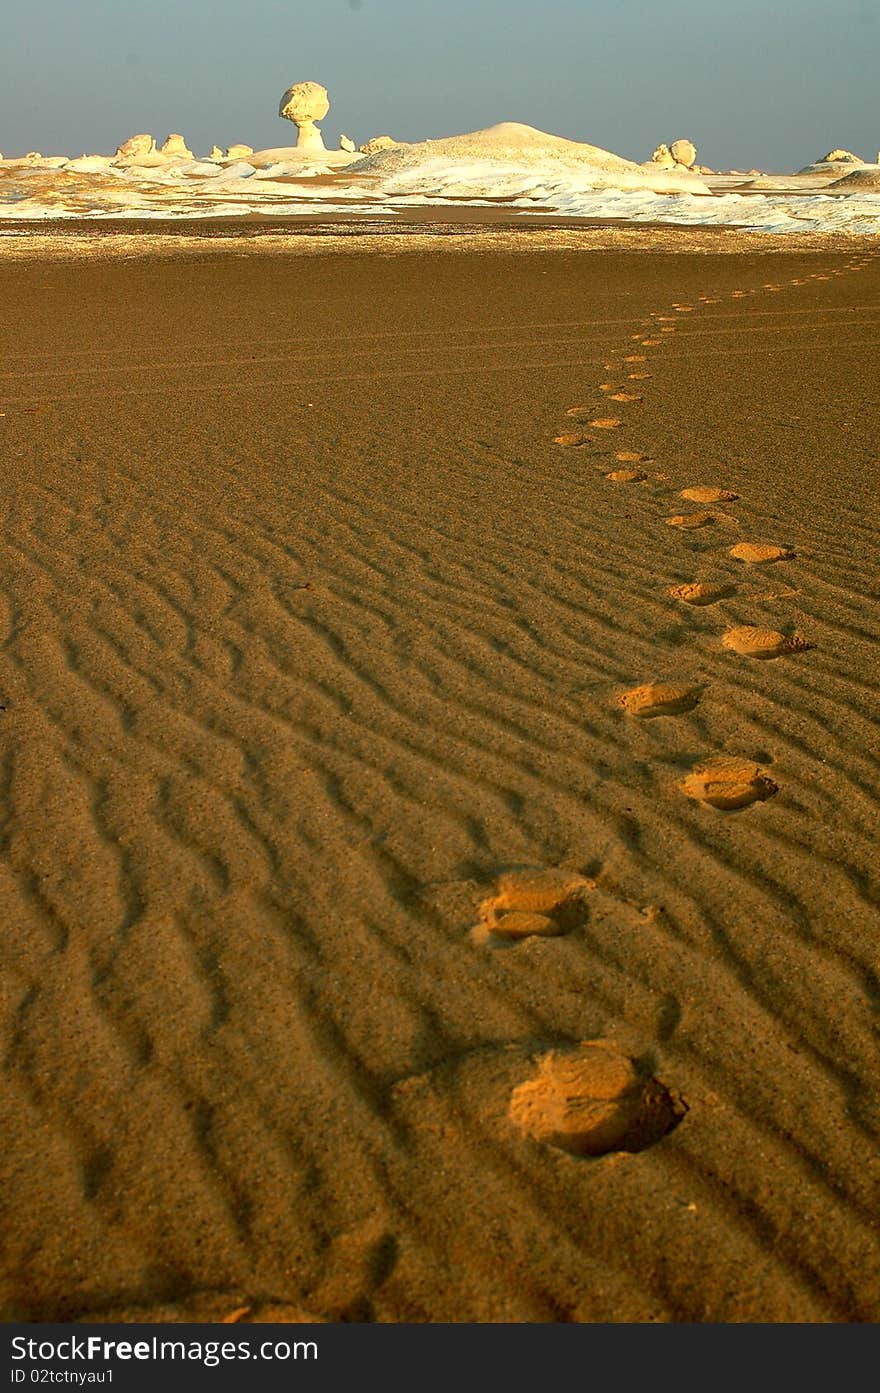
[0,226,878,1322]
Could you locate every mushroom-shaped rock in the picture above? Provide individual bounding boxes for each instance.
[339,133,356,153]
[671,138,697,168]
[114,133,157,162]
[359,135,397,155]
[226,143,253,159]
[509,1041,684,1156]
[650,143,675,168]
[160,133,193,159]
[278,80,330,152]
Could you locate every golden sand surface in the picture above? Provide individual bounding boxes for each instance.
[0,229,878,1321]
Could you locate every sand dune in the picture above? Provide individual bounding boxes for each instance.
[0,236,879,1322]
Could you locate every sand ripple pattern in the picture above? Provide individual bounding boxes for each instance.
[0,246,878,1323]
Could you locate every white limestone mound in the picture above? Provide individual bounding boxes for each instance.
[63,156,113,173]
[209,145,223,161]
[822,147,863,163]
[340,134,356,152]
[226,144,253,159]
[352,122,711,195]
[670,138,697,168]
[798,148,868,175]
[160,133,193,160]
[278,80,330,152]
[359,135,398,154]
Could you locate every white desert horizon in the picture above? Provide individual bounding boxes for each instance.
[2,102,880,233]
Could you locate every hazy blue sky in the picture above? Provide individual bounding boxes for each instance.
[3,0,877,170]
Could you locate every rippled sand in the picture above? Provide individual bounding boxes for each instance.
[1,229,878,1322]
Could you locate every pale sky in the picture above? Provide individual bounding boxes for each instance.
[2,0,878,170]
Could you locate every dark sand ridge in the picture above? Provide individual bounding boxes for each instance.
[0,236,878,1322]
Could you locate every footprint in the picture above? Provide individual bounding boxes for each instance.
[659,327,676,334]
[665,511,716,529]
[508,1041,685,1157]
[721,626,811,658]
[729,541,794,564]
[679,486,739,503]
[623,354,647,363]
[598,383,618,393]
[474,867,595,944]
[565,405,592,418]
[553,432,594,446]
[606,468,646,482]
[615,450,649,462]
[609,392,643,403]
[672,305,695,312]
[589,417,622,429]
[731,290,747,298]
[680,756,778,810]
[640,338,662,347]
[668,581,735,605]
[618,682,703,717]
[628,372,652,380]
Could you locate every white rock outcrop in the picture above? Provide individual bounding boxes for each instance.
[670,137,697,168]
[649,143,675,168]
[160,133,193,159]
[226,143,253,159]
[353,123,711,195]
[278,80,330,152]
[339,133,356,153]
[648,139,698,169]
[209,145,223,160]
[821,147,862,163]
[358,135,397,155]
[114,133,157,162]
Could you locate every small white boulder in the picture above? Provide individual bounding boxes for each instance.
[358,135,397,155]
[670,137,697,168]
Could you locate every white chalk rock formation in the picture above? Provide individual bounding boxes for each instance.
[650,143,676,168]
[209,145,223,160]
[278,80,330,152]
[114,133,157,162]
[160,133,193,160]
[226,143,253,159]
[359,135,398,155]
[821,147,862,163]
[339,133,356,152]
[353,124,710,195]
[671,137,697,168]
